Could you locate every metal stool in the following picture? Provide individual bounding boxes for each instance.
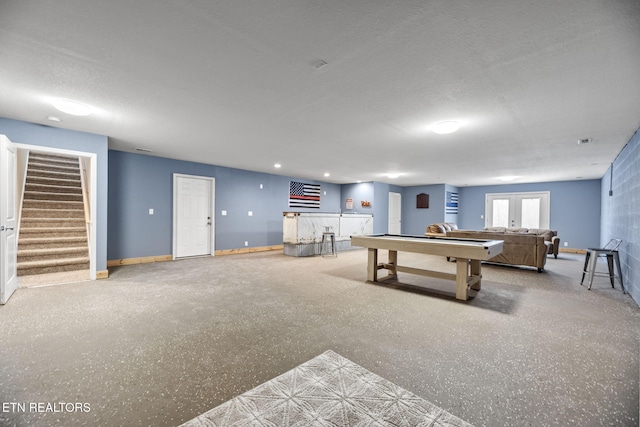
[320,231,337,257]
[580,239,624,293]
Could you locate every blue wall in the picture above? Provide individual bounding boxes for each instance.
[402,184,446,235]
[0,118,109,272]
[340,182,375,215]
[601,128,640,304]
[108,150,341,259]
[373,182,404,234]
[457,180,601,250]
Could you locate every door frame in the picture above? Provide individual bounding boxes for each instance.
[13,143,98,281]
[172,173,215,259]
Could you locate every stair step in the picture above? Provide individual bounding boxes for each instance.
[17,257,90,276]
[22,199,85,210]
[29,153,79,164]
[19,228,86,238]
[28,161,79,173]
[20,218,85,228]
[21,208,85,219]
[18,247,89,262]
[23,191,84,202]
[25,182,82,193]
[28,169,81,180]
[19,236,88,250]
[25,175,82,187]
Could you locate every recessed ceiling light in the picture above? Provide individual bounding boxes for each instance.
[497,176,518,182]
[386,173,400,179]
[324,172,330,177]
[47,116,61,122]
[52,99,92,116]
[274,163,281,168]
[432,121,460,134]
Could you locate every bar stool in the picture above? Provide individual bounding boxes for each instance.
[580,239,624,293]
[320,230,337,257]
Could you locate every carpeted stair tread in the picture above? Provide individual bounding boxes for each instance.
[19,237,87,251]
[17,256,89,267]
[28,169,81,180]
[23,191,83,201]
[28,161,80,173]
[18,247,88,262]
[21,208,85,218]
[20,226,86,234]
[29,152,79,162]
[20,221,85,229]
[22,199,84,209]
[25,182,82,193]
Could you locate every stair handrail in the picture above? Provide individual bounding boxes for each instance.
[79,157,91,250]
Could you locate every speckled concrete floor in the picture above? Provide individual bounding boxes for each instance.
[0,250,638,426]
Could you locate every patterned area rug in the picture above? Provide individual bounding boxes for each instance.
[181,350,473,426]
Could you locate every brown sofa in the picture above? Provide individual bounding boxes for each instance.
[425,222,458,235]
[446,229,552,272]
[483,227,560,258]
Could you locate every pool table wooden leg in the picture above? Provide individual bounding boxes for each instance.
[367,248,378,282]
[456,258,469,300]
[470,259,481,291]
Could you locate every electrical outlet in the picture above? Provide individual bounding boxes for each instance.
[149,208,154,215]
[564,242,568,247]
[244,241,248,246]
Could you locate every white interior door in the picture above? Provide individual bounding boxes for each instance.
[1,135,19,304]
[486,192,550,229]
[173,174,215,258]
[388,192,402,234]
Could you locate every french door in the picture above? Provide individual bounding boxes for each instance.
[485,192,550,229]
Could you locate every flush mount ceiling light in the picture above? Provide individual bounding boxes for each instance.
[47,116,61,122]
[52,99,92,116]
[432,120,460,134]
[386,173,400,179]
[324,172,330,177]
[274,163,282,168]
[497,176,518,182]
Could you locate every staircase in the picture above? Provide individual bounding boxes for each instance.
[17,152,90,278]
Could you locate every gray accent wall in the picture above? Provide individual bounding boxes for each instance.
[107,150,341,259]
[601,128,640,304]
[0,117,109,272]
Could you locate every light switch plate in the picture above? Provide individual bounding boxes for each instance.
[149,208,154,215]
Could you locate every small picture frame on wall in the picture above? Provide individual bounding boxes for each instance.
[417,193,429,208]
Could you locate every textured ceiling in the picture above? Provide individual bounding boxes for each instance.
[1,0,639,186]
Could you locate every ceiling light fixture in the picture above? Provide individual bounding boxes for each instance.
[52,99,92,116]
[386,173,400,179]
[324,172,330,177]
[274,163,281,168]
[432,120,460,134]
[47,116,61,122]
[498,176,518,182]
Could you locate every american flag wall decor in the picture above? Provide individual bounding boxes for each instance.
[289,181,321,208]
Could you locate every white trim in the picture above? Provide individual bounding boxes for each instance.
[14,143,98,280]
[172,173,215,259]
